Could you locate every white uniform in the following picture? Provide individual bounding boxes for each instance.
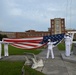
[4,43,9,56]
[46,41,56,59]
[64,35,72,56]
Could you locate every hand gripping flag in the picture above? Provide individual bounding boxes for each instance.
[3,34,64,50]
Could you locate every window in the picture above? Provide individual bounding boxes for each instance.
[55,20,60,24]
[55,24,59,30]
[52,21,54,24]
[51,25,54,28]
[62,24,64,27]
[62,20,64,24]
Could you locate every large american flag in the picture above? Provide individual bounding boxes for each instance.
[3,34,64,50]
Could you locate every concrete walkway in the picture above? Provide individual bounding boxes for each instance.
[36,47,76,75]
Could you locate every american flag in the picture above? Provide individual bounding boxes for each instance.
[3,34,64,50]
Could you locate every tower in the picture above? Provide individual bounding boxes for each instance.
[51,18,65,35]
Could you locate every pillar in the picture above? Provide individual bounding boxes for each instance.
[73,43,76,55]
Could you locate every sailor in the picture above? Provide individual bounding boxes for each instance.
[46,39,57,59]
[0,41,2,59]
[4,42,9,56]
[64,33,72,56]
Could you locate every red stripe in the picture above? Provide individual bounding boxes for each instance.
[3,39,42,43]
[20,43,39,47]
[3,37,44,50]
[11,43,45,50]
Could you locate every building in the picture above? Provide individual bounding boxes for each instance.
[0,29,50,39]
[16,30,50,38]
[51,18,65,35]
[0,31,16,38]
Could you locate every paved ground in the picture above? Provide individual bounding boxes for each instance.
[36,47,76,75]
[1,55,26,61]
[0,47,76,75]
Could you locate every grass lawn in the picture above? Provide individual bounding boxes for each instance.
[0,61,45,75]
[2,44,43,55]
[57,42,73,51]
[24,65,45,75]
[0,61,24,75]
[57,42,65,51]
[0,45,45,75]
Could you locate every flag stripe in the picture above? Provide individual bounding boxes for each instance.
[2,34,64,50]
[3,37,44,50]
[20,42,42,47]
[3,37,43,42]
[11,43,44,49]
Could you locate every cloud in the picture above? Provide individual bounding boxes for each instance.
[9,8,23,16]
[0,0,76,32]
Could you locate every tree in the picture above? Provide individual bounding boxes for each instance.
[0,34,8,41]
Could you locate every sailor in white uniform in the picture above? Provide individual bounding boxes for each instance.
[4,43,9,56]
[64,33,72,56]
[0,41,2,59]
[46,39,57,59]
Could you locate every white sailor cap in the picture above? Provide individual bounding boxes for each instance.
[66,33,69,36]
[48,39,51,41]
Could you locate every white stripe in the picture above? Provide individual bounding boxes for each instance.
[13,43,42,49]
[13,44,35,48]
[3,37,43,41]
[21,42,42,46]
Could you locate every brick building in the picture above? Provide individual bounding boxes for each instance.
[0,30,50,39]
[15,30,50,38]
[51,18,65,35]
[0,31,16,38]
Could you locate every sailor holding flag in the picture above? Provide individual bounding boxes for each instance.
[46,39,57,59]
[64,33,72,56]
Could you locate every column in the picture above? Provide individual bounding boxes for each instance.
[73,43,76,55]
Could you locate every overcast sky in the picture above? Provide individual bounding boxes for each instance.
[0,0,76,32]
